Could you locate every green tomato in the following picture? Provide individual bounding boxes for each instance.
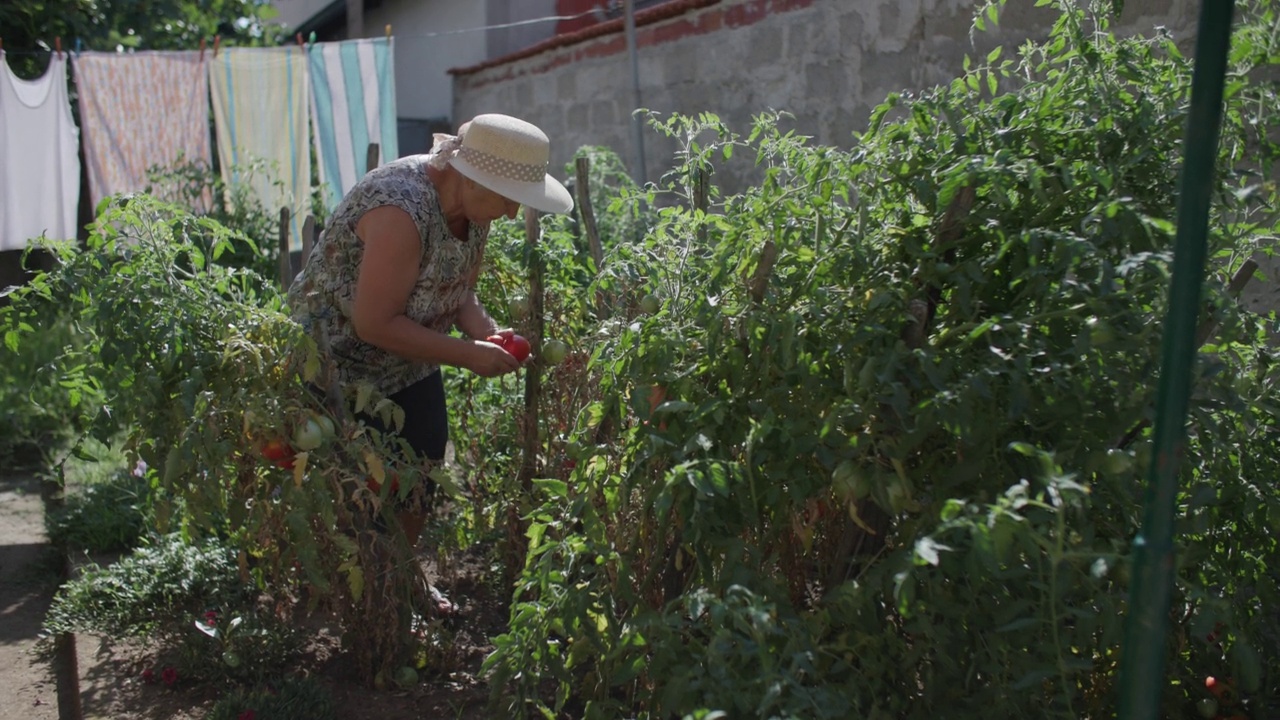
[222,650,241,668]
[508,295,531,319]
[1196,698,1217,718]
[315,414,336,440]
[885,477,910,515]
[638,294,661,315]
[1103,449,1134,475]
[292,418,324,451]
[393,665,419,689]
[832,460,872,501]
[543,339,569,365]
[1087,317,1115,346]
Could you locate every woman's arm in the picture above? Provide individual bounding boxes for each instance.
[455,290,501,340]
[351,206,520,378]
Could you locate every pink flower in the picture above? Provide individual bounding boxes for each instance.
[203,610,218,626]
[161,667,178,687]
[141,668,156,685]
[237,711,256,720]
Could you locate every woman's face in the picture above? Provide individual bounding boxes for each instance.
[462,180,520,225]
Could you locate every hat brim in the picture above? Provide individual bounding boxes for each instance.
[449,156,574,215]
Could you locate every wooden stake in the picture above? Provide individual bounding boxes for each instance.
[278,207,292,289]
[199,38,206,62]
[54,36,62,58]
[213,35,221,58]
[693,165,709,245]
[573,157,604,273]
[301,214,317,269]
[518,207,544,490]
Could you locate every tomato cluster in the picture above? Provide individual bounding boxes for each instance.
[255,412,337,469]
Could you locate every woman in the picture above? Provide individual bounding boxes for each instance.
[287,113,574,550]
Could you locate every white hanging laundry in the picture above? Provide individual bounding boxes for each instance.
[0,52,81,251]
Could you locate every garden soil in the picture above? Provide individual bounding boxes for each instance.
[0,470,502,719]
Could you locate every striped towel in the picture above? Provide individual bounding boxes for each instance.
[72,51,211,210]
[209,47,311,251]
[308,38,399,213]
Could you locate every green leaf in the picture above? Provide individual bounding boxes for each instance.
[534,478,570,499]
[996,617,1040,633]
[655,400,694,415]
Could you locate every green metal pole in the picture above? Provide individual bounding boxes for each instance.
[1117,2,1235,719]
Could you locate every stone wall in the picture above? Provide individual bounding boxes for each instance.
[451,0,1280,317]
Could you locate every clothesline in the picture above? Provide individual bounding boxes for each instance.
[0,9,601,57]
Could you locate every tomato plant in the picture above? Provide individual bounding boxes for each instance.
[477,2,1280,718]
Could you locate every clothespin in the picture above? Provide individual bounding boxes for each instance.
[199,38,206,62]
[213,35,220,58]
[296,32,304,47]
[385,24,392,40]
[55,36,62,58]
[74,38,82,56]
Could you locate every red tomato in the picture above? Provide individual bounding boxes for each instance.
[366,473,400,494]
[260,438,295,469]
[504,334,532,362]
[1205,676,1235,702]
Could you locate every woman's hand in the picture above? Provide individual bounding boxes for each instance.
[468,339,522,377]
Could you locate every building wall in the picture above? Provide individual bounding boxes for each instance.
[365,0,488,126]
[273,0,338,33]
[451,0,1280,317]
[486,0,560,60]
[453,0,1198,188]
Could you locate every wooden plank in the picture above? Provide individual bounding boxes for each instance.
[574,157,604,272]
[278,207,291,290]
[301,214,316,269]
[518,207,544,490]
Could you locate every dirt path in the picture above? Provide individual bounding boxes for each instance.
[0,471,59,720]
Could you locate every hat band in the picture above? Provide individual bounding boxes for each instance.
[458,145,547,184]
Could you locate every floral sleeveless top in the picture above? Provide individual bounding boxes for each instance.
[287,155,488,396]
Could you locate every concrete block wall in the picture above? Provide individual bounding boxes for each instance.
[451,0,1280,319]
[453,0,1196,189]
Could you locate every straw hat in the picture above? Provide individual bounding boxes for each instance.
[447,114,574,215]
